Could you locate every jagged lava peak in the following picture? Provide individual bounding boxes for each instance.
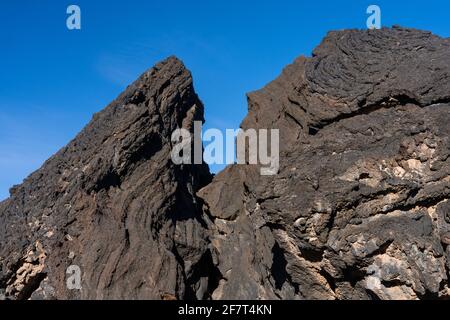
[0,57,214,300]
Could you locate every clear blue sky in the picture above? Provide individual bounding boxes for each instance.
[0,0,449,200]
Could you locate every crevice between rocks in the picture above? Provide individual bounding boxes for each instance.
[16,272,47,301]
[270,241,300,295]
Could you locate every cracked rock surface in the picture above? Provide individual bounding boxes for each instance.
[1,27,450,300]
[0,57,214,300]
[199,27,450,300]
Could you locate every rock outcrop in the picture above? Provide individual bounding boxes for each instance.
[200,26,450,300]
[0,57,214,300]
[1,26,450,300]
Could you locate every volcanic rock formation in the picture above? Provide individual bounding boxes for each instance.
[0,57,214,300]
[1,26,450,300]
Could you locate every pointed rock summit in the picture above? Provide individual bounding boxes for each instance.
[0,56,213,300]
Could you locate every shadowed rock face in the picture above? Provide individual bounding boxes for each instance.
[0,57,214,300]
[199,27,450,300]
[1,27,450,300]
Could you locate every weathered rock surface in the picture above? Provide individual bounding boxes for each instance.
[0,57,214,300]
[1,27,449,300]
[199,27,450,300]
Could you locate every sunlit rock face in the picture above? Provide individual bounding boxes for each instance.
[200,27,450,300]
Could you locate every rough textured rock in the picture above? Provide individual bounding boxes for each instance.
[199,27,450,300]
[1,27,449,300]
[0,57,215,300]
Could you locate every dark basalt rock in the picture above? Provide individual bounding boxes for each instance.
[199,27,450,300]
[1,27,450,300]
[0,57,213,300]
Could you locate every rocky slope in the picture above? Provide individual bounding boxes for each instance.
[0,57,215,300]
[200,26,450,300]
[1,26,450,300]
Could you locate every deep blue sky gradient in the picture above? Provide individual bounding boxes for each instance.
[0,0,449,200]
